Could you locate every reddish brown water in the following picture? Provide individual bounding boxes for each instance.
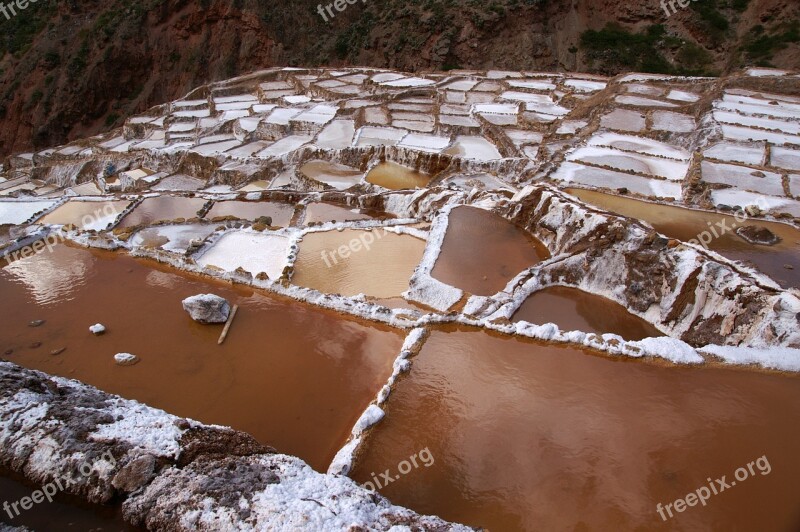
[352,328,800,531]
[567,189,800,289]
[513,286,662,340]
[39,200,131,231]
[431,206,550,296]
[205,200,295,226]
[292,229,426,298]
[365,162,431,190]
[303,202,374,225]
[117,196,208,228]
[0,467,141,531]
[0,245,403,472]
[300,160,364,190]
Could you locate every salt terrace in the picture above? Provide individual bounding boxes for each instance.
[1,66,800,530]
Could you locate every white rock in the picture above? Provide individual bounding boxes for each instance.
[114,353,139,366]
[353,404,385,435]
[181,294,231,324]
[89,323,106,335]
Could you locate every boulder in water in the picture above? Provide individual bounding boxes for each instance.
[182,294,231,324]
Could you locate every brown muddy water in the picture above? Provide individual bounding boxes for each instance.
[351,327,800,531]
[365,161,431,190]
[0,244,404,472]
[205,200,295,226]
[567,188,800,289]
[303,202,375,225]
[431,206,550,296]
[117,196,208,229]
[292,229,426,298]
[300,160,364,190]
[0,467,141,531]
[513,286,662,340]
[39,201,131,231]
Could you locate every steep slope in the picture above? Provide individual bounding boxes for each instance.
[0,0,798,155]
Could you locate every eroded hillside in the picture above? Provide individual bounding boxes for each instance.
[1,0,798,155]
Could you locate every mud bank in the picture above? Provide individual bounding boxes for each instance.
[0,361,471,531]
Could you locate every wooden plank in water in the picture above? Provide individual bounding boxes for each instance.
[218,304,239,345]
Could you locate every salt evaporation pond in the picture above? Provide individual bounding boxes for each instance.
[0,245,403,471]
[129,223,216,253]
[365,161,431,190]
[292,229,426,297]
[205,200,295,226]
[300,160,364,190]
[38,200,130,230]
[0,199,59,225]
[351,327,800,531]
[431,206,550,295]
[195,231,289,279]
[117,196,207,228]
[303,202,376,224]
[512,286,662,340]
[568,189,800,288]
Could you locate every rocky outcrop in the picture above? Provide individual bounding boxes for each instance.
[0,361,472,531]
[378,184,800,349]
[182,294,231,324]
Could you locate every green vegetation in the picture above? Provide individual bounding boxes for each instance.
[42,50,60,68]
[0,0,55,56]
[675,42,714,75]
[105,113,120,127]
[580,24,715,76]
[687,0,731,46]
[333,13,376,60]
[67,39,91,80]
[581,24,667,74]
[25,89,43,110]
[741,21,800,65]
[730,0,750,12]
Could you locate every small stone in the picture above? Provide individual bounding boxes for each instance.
[182,294,231,324]
[3,349,12,356]
[653,236,669,249]
[785,264,795,270]
[114,353,139,366]
[112,454,157,492]
[29,320,45,327]
[736,225,781,246]
[29,342,42,349]
[50,347,66,356]
[89,323,106,335]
